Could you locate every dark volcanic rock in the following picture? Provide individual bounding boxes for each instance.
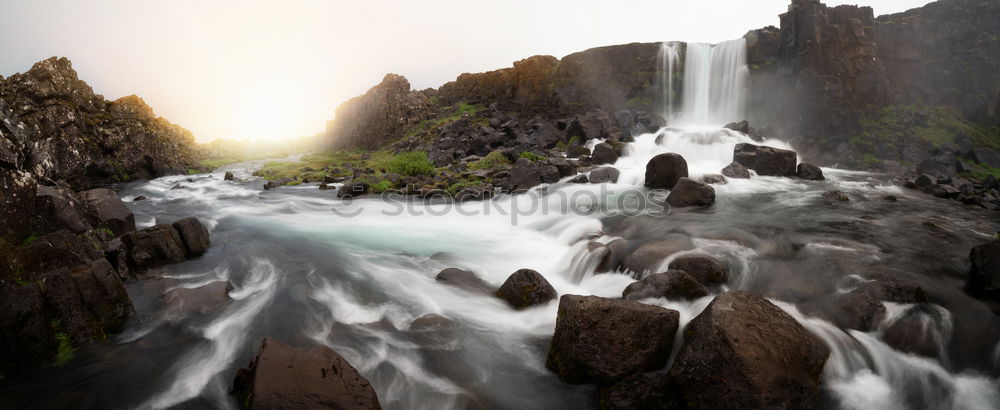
[435,268,494,295]
[591,142,619,165]
[825,273,928,331]
[589,167,620,184]
[721,161,750,179]
[669,291,829,409]
[733,143,797,177]
[495,269,557,309]
[80,188,136,237]
[796,163,825,181]
[622,270,708,301]
[546,295,680,385]
[621,234,695,275]
[33,185,90,234]
[972,146,1000,169]
[823,190,850,202]
[967,239,1000,302]
[233,338,381,410]
[163,281,231,316]
[224,171,234,181]
[503,158,560,192]
[337,182,370,199]
[701,174,728,185]
[566,145,591,158]
[665,177,715,208]
[644,153,688,190]
[122,224,187,271]
[880,304,949,359]
[668,255,728,286]
[326,73,434,151]
[599,372,685,410]
[171,217,211,257]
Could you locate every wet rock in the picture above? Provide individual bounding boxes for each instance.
[435,268,494,295]
[337,181,370,199]
[830,274,929,331]
[701,174,728,185]
[972,146,1000,168]
[724,120,750,134]
[162,281,231,316]
[668,255,728,286]
[733,143,797,177]
[669,291,829,409]
[232,338,381,410]
[224,171,234,181]
[823,190,850,202]
[621,235,694,275]
[917,158,953,177]
[592,143,619,165]
[623,270,708,301]
[171,217,210,257]
[967,239,1000,302]
[549,158,576,177]
[796,163,825,181]
[33,185,90,234]
[568,174,590,184]
[721,161,750,179]
[589,167,620,184]
[80,188,136,236]
[495,268,557,309]
[408,313,457,348]
[528,122,563,149]
[567,145,591,158]
[121,224,187,271]
[880,304,949,359]
[666,178,715,208]
[644,153,688,190]
[598,372,685,410]
[132,195,147,201]
[546,295,679,385]
[596,239,631,273]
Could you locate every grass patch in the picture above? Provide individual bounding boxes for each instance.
[369,180,395,193]
[446,180,482,195]
[854,105,1000,153]
[21,235,38,246]
[404,101,486,140]
[860,154,881,167]
[386,151,435,177]
[256,151,393,181]
[468,150,511,171]
[50,320,74,364]
[961,159,1000,180]
[519,152,545,162]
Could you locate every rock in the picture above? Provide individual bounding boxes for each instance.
[622,270,708,301]
[733,143,797,177]
[495,269,557,309]
[665,178,715,208]
[829,273,929,331]
[592,143,619,165]
[972,146,1000,168]
[132,195,146,201]
[224,171,234,181]
[435,268,494,295]
[589,167,620,184]
[528,123,563,149]
[721,161,751,179]
[337,182,369,199]
[503,159,560,192]
[549,158,576,177]
[796,163,825,181]
[568,174,589,184]
[596,239,631,273]
[823,190,850,202]
[162,281,231,316]
[171,217,211,257]
[880,304,949,359]
[917,158,953,177]
[913,174,935,189]
[701,174,728,185]
[621,234,694,275]
[669,291,829,409]
[407,314,457,348]
[566,145,591,158]
[80,188,136,236]
[724,120,750,134]
[967,239,1000,302]
[232,338,381,410]
[644,153,688,190]
[33,185,90,234]
[668,255,728,286]
[121,224,187,271]
[598,372,685,410]
[546,295,680,385]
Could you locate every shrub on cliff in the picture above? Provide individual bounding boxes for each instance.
[387,151,435,176]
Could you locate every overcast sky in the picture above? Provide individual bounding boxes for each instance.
[0,0,931,142]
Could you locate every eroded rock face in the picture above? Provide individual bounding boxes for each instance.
[645,153,688,190]
[172,217,211,257]
[733,143,797,177]
[495,269,557,309]
[327,74,434,151]
[669,291,830,409]
[233,338,381,410]
[599,372,685,410]
[546,295,679,385]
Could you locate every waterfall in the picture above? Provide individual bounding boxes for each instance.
[655,42,681,119]
[675,38,749,126]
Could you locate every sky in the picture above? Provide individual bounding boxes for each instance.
[0,0,931,143]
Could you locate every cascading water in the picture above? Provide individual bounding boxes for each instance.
[654,42,681,119]
[675,39,749,126]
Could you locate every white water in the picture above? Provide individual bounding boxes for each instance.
[677,39,749,126]
[655,42,681,119]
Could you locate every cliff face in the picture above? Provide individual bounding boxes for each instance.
[326,74,436,150]
[0,57,202,189]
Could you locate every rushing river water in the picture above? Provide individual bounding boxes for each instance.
[2,125,999,410]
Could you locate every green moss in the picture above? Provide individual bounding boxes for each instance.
[49,320,74,364]
[519,152,545,162]
[21,235,38,246]
[404,101,487,139]
[256,151,393,181]
[961,160,1000,180]
[13,268,28,287]
[860,154,881,167]
[386,151,435,177]
[855,105,1000,153]
[186,169,200,175]
[102,228,114,237]
[446,180,481,195]
[369,180,394,193]
[469,150,511,170]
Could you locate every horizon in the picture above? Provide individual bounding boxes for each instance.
[1,0,930,143]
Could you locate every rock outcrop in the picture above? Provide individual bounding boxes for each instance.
[967,239,1000,303]
[495,269,557,309]
[326,74,436,151]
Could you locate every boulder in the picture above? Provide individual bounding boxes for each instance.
[880,304,949,359]
[589,167,620,184]
[33,185,90,234]
[80,188,136,236]
[665,178,715,208]
[121,224,187,271]
[733,143,797,177]
[171,217,211,257]
[644,153,688,190]
[224,171,234,181]
[503,159,561,192]
[796,163,825,181]
[566,145,591,158]
[701,174,728,185]
[546,295,680,385]
[568,174,590,184]
[917,158,953,177]
[407,313,457,348]
[967,239,1000,302]
[495,269,557,309]
[528,123,563,149]
[622,270,708,301]
[972,146,1000,168]
[233,338,381,410]
[669,291,829,409]
[668,255,728,286]
[337,182,369,199]
[435,268,494,295]
[828,274,928,331]
[721,161,750,179]
[162,281,231,316]
[823,190,850,202]
[621,234,694,275]
[592,143,619,165]
[599,372,685,410]
[724,120,750,134]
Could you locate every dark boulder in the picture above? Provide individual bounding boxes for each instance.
[435,268,494,295]
[724,120,750,134]
[826,273,928,331]
[796,163,825,181]
[880,304,949,359]
[589,167,621,184]
[80,188,136,237]
[549,158,576,177]
[495,269,557,309]
[721,161,750,179]
[621,234,694,275]
[232,338,381,410]
[668,255,728,286]
[162,281,231,316]
[568,174,590,184]
[567,145,591,158]
[33,185,90,234]
[622,270,708,301]
[337,182,370,198]
[503,158,560,192]
[599,372,685,410]
[592,143,619,165]
[528,123,563,149]
[224,171,234,181]
[644,153,688,190]
[171,217,211,257]
[823,190,850,202]
[733,143,797,177]
[967,239,1000,302]
[701,174,728,185]
[546,295,680,385]
[916,158,953,177]
[669,291,829,409]
[121,224,187,271]
[972,146,1000,168]
[666,178,715,208]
